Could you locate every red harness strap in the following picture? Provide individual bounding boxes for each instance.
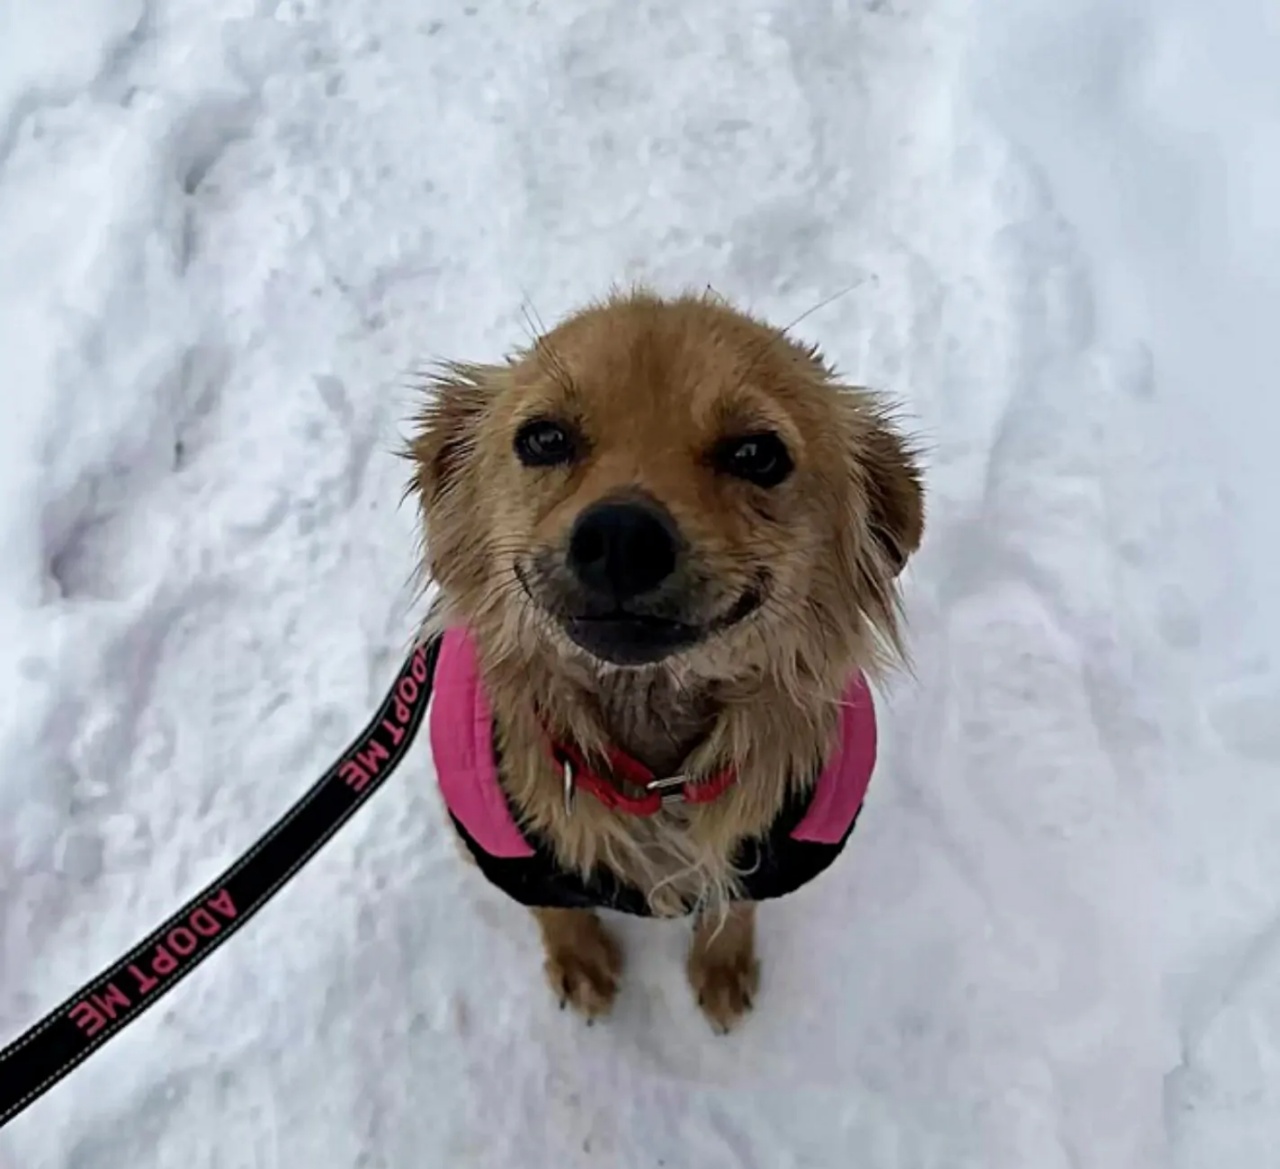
[548,735,736,816]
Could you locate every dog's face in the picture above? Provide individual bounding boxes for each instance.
[412,292,923,682]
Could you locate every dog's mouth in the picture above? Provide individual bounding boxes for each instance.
[516,563,767,667]
[561,612,701,666]
[563,589,763,666]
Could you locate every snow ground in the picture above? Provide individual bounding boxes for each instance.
[0,0,1276,1165]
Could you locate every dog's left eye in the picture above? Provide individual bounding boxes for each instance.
[714,432,794,488]
[514,419,578,467]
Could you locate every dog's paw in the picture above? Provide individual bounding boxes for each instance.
[688,947,760,1034]
[541,914,622,1021]
[687,902,759,1034]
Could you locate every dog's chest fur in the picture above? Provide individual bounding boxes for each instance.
[592,667,718,777]
[492,662,746,916]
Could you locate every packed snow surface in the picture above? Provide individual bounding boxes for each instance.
[1,0,1277,1166]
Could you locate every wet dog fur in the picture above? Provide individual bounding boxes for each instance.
[409,289,924,1031]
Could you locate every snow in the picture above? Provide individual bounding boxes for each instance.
[0,0,1276,1164]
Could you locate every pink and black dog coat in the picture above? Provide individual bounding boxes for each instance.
[427,627,877,916]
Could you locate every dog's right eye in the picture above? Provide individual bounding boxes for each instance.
[513,419,578,468]
[712,431,794,488]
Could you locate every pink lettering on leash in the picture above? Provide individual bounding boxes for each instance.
[118,891,234,998]
[68,982,131,1036]
[93,982,130,1020]
[342,652,429,790]
[341,758,370,793]
[129,963,159,995]
[58,649,434,1054]
[151,945,178,977]
[69,1001,107,1038]
[356,738,389,776]
[189,908,220,937]
[207,889,236,920]
[411,649,428,684]
[167,927,197,957]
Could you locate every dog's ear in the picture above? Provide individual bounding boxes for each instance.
[409,362,503,508]
[860,412,925,576]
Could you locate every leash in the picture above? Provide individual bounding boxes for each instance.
[0,634,441,1130]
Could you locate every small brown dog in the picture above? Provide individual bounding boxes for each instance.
[409,289,923,1032]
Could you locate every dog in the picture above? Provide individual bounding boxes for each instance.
[409,289,923,1032]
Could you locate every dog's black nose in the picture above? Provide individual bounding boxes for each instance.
[567,498,680,603]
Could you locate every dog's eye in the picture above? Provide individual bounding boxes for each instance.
[514,419,578,468]
[714,432,794,488]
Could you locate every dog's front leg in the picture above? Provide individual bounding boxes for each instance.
[532,907,622,1021]
[687,900,760,1034]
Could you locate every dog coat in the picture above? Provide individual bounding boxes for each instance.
[429,626,877,916]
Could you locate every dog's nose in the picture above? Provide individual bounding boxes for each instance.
[567,498,680,603]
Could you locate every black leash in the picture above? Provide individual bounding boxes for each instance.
[0,634,441,1130]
